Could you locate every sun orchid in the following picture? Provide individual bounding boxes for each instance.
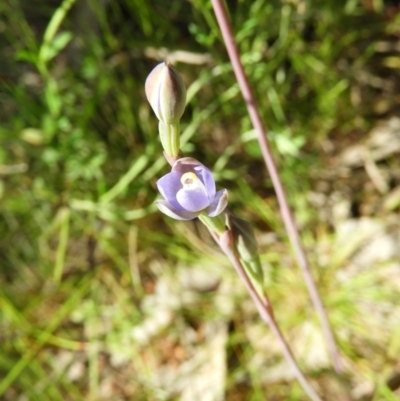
[156,157,228,220]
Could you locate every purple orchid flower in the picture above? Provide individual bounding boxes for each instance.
[156,157,228,220]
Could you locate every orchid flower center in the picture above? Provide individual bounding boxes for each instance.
[180,172,202,191]
[175,171,209,212]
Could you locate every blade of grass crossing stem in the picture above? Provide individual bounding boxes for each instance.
[0,291,79,399]
[27,360,65,401]
[100,155,148,204]
[89,339,100,401]
[0,275,92,397]
[88,285,100,401]
[128,225,143,296]
[97,236,128,273]
[0,288,31,331]
[54,207,70,282]
[32,332,86,350]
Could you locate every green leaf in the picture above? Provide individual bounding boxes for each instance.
[15,50,38,64]
[40,31,73,63]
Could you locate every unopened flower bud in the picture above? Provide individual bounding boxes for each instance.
[145,62,186,124]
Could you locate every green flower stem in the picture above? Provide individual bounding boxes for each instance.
[158,121,180,157]
[198,213,226,235]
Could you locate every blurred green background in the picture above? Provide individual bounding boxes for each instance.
[1,0,400,400]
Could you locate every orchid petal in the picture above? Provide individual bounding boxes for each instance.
[156,157,227,220]
[206,189,228,217]
[194,165,216,201]
[176,187,210,212]
[157,171,183,211]
[155,200,199,220]
[172,157,202,174]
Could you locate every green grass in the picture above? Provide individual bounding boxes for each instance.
[1,0,400,400]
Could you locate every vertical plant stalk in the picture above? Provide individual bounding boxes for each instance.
[211,228,322,401]
[210,0,342,373]
[54,207,70,282]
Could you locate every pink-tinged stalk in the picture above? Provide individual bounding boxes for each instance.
[211,228,323,401]
[210,0,342,373]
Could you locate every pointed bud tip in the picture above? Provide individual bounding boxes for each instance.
[145,62,187,124]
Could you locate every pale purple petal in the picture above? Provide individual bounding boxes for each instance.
[157,171,183,211]
[206,189,228,217]
[176,188,210,212]
[172,157,202,174]
[194,165,216,201]
[155,200,199,220]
